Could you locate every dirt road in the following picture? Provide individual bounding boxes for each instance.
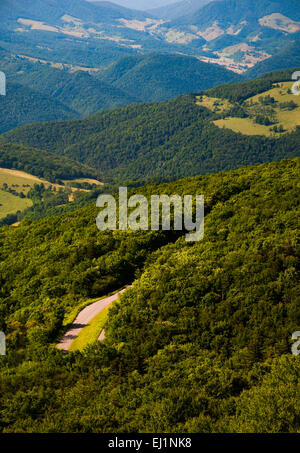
[57,287,129,352]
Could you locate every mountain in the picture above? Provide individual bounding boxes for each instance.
[0,0,150,27]
[170,0,300,31]
[2,0,300,75]
[0,47,139,131]
[102,0,174,9]
[0,142,100,182]
[0,0,173,69]
[0,81,78,134]
[97,53,240,102]
[155,0,300,72]
[245,39,300,78]
[0,46,241,132]
[1,0,299,75]
[148,0,220,20]
[2,68,299,185]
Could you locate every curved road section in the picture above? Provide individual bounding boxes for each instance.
[57,287,129,352]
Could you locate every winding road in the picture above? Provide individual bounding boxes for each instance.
[57,287,129,352]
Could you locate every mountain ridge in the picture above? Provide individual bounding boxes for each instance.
[2,68,299,185]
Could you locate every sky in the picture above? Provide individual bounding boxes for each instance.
[89,0,176,10]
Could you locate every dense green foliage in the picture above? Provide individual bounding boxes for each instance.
[0,158,299,432]
[0,47,138,119]
[0,142,100,182]
[0,47,239,132]
[97,54,239,103]
[0,81,77,134]
[3,70,299,185]
[208,68,299,102]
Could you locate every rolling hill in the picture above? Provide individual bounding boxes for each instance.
[2,68,299,185]
[0,0,299,436]
[97,53,240,102]
[0,141,103,224]
[0,45,241,132]
[0,0,172,68]
[0,142,101,182]
[0,81,78,134]
[0,46,138,122]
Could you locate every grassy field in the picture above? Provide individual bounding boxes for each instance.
[196,95,233,113]
[0,189,32,219]
[214,117,275,136]
[213,82,300,137]
[0,168,103,194]
[69,305,111,352]
[0,168,102,218]
[0,168,46,195]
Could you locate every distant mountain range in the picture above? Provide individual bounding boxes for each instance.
[97,0,174,10]
[1,0,300,133]
[157,0,300,72]
[1,0,300,73]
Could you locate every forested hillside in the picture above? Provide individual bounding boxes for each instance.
[246,40,300,79]
[0,81,77,134]
[3,68,299,185]
[0,0,299,436]
[0,157,299,432]
[0,47,238,132]
[0,142,101,182]
[96,53,239,102]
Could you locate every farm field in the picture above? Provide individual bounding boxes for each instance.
[214,117,274,136]
[0,168,103,193]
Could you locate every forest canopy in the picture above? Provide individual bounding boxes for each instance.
[0,157,299,433]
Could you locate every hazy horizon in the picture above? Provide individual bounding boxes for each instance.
[88,0,177,11]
